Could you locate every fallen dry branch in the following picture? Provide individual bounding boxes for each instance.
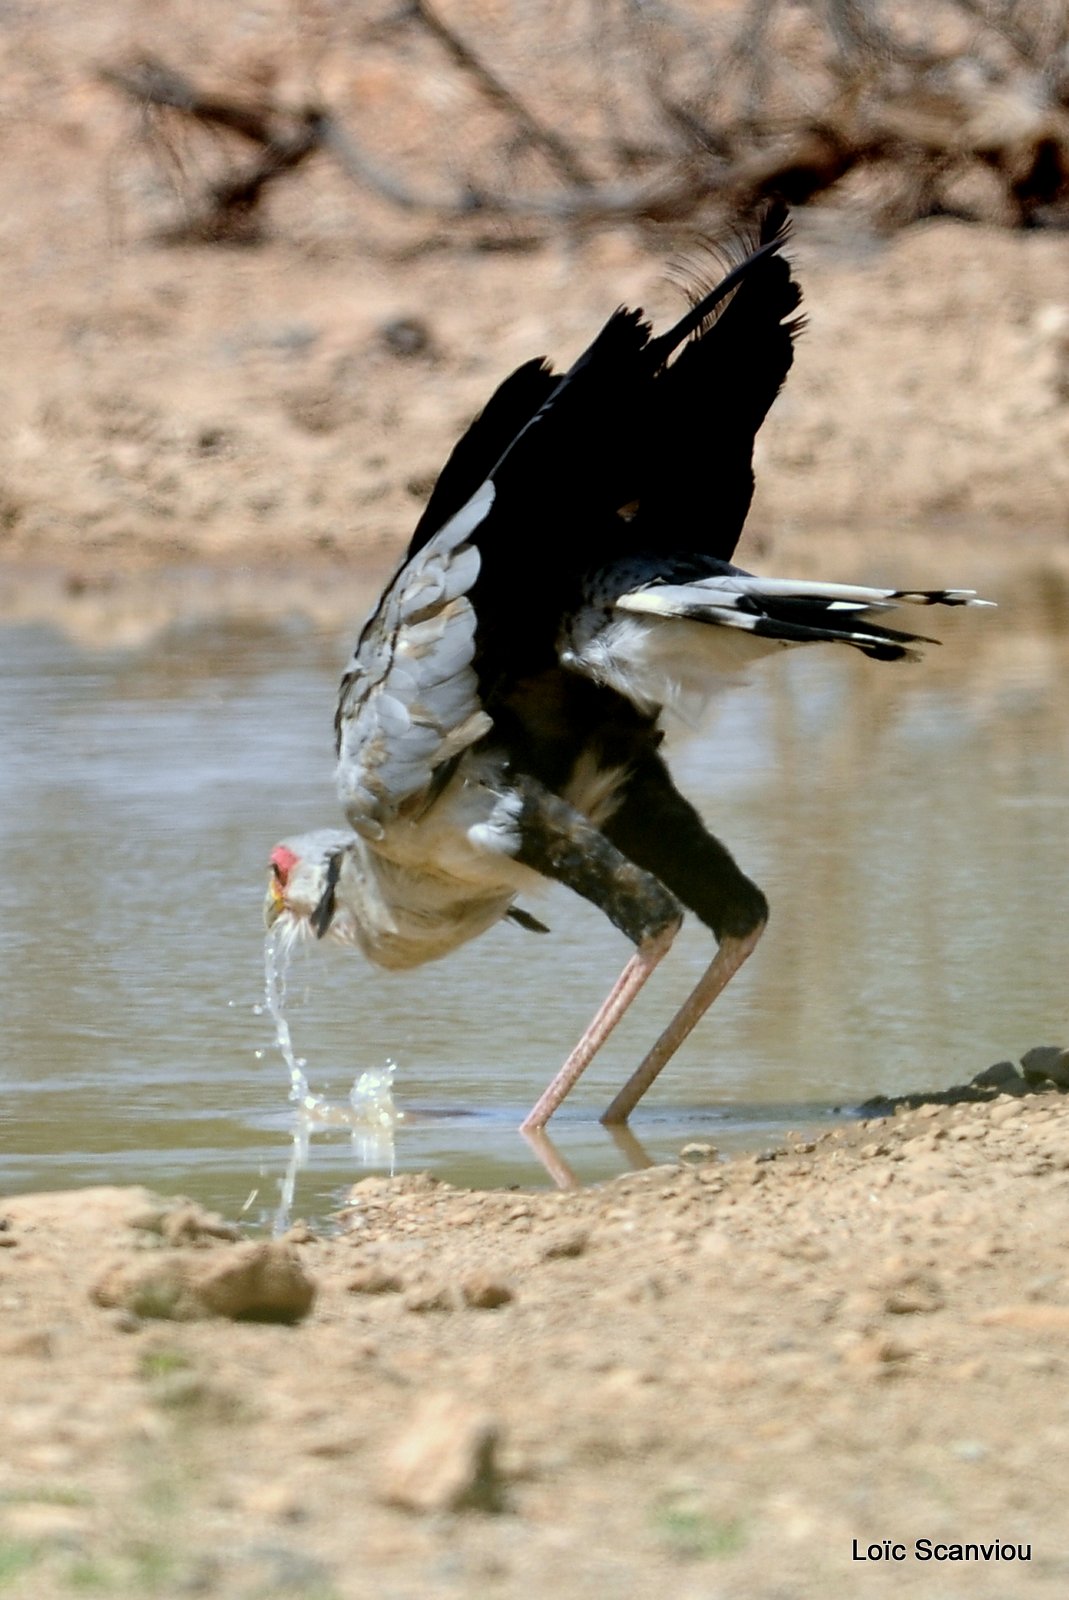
[101,56,328,241]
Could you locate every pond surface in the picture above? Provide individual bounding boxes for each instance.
[2,580,1067,1222]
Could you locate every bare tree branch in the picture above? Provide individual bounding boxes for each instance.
[102,58,325,240]
[316,113,467,212]
[100,58,277,144]
[99,1,1069,244]
[406,0,597,190]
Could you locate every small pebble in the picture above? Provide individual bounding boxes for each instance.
[379,316,433,359]
[460,1273,514,1310]
[347,1265,403,1296]
[842,1332,913,1370]
[541,1228,589,1260]
[1,1327,54,1357]
[238,1482,306,1522]
[282,1224,316,1246]
[883,1271,944,1315]
[403,1283,456,1314]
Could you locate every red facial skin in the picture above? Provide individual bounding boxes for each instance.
[270,845,299,886]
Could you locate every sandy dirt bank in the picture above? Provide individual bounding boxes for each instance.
[4,1082,1069,1599]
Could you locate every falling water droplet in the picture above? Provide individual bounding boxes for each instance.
[263,923,312,1104]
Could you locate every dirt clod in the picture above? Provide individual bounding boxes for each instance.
[403,1282,457,1314]
[347,1263,404,1295]
[460,1273,515,1309]
[91,1241,316,1323]
[381,1392,505,1513]
[541,1228,590,1260]
[882,1271,945,1315]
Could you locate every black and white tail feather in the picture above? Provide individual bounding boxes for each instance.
[565,568,992,716]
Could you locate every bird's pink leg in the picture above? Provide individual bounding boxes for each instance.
[601,921,766,1125]
[519,922,679,1133]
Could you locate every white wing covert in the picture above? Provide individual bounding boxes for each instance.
[334,482,495,839]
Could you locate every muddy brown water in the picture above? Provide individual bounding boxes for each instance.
[2,588,1067,1222]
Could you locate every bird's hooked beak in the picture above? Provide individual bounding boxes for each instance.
[264,844,296,932]
[263,875,285,931]
[263,845,343,939]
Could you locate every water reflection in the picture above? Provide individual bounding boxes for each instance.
[1,572,1067,1220]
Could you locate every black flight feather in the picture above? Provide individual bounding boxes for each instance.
[406,357,558,560]
[464,206,800,688]
[631,203,802,563]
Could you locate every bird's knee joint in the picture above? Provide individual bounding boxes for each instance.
[623,886,682,948]
[717,881,769,942]
[639,910,682,955]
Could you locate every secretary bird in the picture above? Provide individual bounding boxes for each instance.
[264,205,989,1131]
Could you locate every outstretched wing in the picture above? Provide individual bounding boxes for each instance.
[334,208,805,826]
[632,204,802,564]
[334,483,495,839]
[468,208,802,689]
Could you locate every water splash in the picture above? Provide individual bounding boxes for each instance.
[263,922,402,1233]
[272,1094,399,1236]
[263,921,318,1107]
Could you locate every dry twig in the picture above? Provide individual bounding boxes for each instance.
[100,1,1069,242]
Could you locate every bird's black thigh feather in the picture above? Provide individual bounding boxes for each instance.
[602,754,768,942]
[509,775,681,948]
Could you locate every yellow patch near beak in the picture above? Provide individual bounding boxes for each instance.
[263,879,285,930]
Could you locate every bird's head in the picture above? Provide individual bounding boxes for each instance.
[264,829,359,944]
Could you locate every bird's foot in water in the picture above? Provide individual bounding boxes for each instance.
[601,921,767,1126]
[519,922,679,1133]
